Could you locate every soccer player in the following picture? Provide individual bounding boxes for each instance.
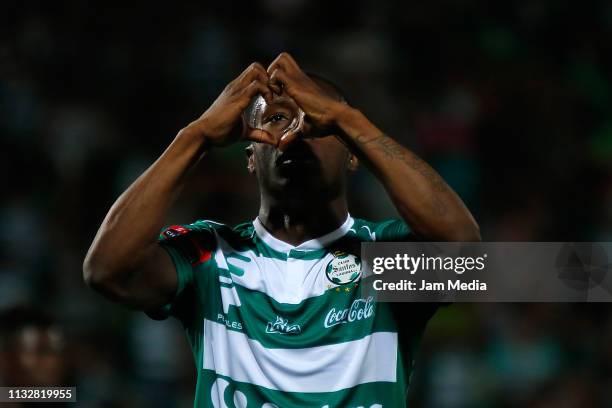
[83,52,480,407]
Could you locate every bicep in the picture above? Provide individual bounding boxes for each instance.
[139,222,213,317]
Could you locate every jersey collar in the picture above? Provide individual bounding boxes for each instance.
[252,214,354,252]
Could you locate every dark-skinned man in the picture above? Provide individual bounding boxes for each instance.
[83,52,480,408]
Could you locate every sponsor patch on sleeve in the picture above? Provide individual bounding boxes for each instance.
[160,225,213,266]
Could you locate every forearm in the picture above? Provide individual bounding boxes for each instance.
[84,126,207,279]
[336,107,480,241]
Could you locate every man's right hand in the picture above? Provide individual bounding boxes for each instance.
[184,62,276,147]
[84,62,278,312]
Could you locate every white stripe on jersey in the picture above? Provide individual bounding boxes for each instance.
[202,319,398,393]
[216,238,336,304]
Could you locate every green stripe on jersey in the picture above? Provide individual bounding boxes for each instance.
[209,282,397,349]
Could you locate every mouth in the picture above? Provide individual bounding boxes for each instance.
[275,146,317,167]
[276,157,315,166]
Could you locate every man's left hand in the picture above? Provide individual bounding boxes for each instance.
[266,52,347,149]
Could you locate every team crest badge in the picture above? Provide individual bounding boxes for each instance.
[325,251,362,285]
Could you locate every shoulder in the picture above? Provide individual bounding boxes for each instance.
[349,217,412,242]
[159,219,256,251]
[159,219,221,242]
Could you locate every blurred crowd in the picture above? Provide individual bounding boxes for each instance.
[1,0,612,406]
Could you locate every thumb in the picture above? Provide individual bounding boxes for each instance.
[246,128,277,146]
[277,110,306,151]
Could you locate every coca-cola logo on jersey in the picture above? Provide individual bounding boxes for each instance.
[323,296,375,328]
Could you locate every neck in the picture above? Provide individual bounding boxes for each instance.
[257,195,349,247]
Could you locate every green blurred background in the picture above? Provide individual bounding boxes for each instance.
[1,1,612,406]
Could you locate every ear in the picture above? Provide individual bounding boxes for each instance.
[347,153,359,171]
[245,144,256,174]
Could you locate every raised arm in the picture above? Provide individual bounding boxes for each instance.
[266,52,480,242]
[83,63,275,310]
[333,110,480,241]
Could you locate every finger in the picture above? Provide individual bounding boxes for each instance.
[252,71,273,104]
[268,68,290,95]
[277,110,305,151]
[267,52,300,75]
[241,64,272,102]
[246,63,269,85]
[246,128,277,146]
[277,131,299,151]
[267,53,288,75]
[239,80,273,109]
[238,62,267,83]
[279,52,301,70]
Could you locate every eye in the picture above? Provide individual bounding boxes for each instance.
[266,113,288,124]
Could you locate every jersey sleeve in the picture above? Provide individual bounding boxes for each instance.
[373,218,413,241]
[146,221,216,322]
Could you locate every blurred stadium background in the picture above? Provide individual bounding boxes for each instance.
[1,1,612,407]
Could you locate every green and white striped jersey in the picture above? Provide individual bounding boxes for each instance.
[151,215,437,408]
